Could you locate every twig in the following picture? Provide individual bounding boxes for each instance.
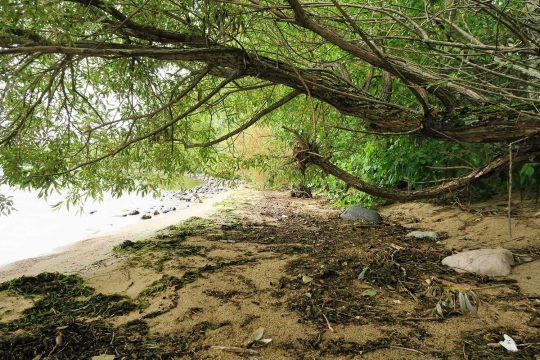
[388,345,425,354]
[508,142,513,241]
[400,316,440,321]
[322,312,335,332]
[210,346,259,355]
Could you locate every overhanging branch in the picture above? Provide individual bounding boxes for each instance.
[297,137,540,201]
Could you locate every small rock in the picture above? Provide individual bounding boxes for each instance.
[406,230,438,240]
[153,210,160,215]
[128,210,140,216]
[340,206,382,224]
[442,248,515,277]
[141,214,152,220]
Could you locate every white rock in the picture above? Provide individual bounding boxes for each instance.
[406,230,438,240]
[442,248,515,277]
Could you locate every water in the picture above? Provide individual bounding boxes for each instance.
[0,185,194,266]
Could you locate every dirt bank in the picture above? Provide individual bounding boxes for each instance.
[1,190,539,359]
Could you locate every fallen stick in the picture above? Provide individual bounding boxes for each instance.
[388,345,425,354]
[210,346,259,356]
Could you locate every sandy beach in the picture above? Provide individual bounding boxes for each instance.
[1,190,539,359]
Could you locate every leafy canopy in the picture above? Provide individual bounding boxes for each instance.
[0,0,538,204]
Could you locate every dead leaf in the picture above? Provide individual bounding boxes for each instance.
[362,289,377,297]
[249,327,265,343]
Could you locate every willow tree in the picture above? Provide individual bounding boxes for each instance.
[0,0,539,202]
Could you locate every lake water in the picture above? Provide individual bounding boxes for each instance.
[0,185,195,266]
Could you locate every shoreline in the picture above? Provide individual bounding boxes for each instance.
[0,190,233,282]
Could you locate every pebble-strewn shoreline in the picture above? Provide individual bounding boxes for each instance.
[119,176,242,220]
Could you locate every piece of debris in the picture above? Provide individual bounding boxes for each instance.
[441,248,515,276]
[141,214,152,220]
[499,334,518,352]
[432,290,479,317]
[251,338,272,348]
[340,206,382,224]
[406,230,438,240]
[247,327,273,348]
[301,275,313,284]
[128,210,140,215]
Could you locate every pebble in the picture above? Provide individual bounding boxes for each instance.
[121,176,241,220]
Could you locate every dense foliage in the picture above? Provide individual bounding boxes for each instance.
[0,0,538,204]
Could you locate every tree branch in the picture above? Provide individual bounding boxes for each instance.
[184,90,300,148]
[302,141,540,201]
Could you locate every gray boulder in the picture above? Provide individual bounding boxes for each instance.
[442,248,514,277]
[340,206,382,224]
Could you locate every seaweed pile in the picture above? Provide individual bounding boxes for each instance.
[0,271,235,359]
